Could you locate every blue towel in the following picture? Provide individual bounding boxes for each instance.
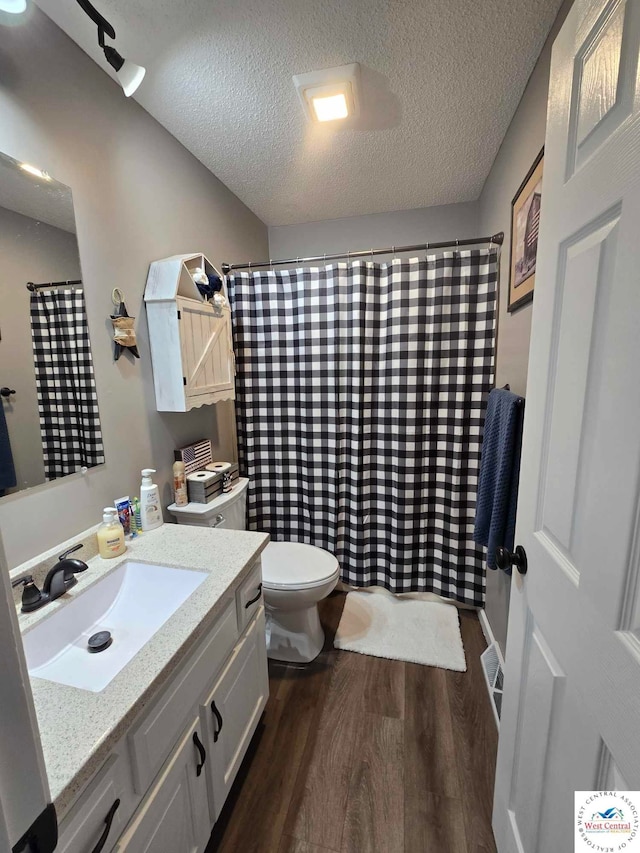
[0,401,16,497]
[474,388,524,571]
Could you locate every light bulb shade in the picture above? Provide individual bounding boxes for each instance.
[116,59,146,97]
[0,0,27,12]
[103,45,145,97]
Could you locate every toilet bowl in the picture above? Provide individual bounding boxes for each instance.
[261,542,339,663]
[168,478,339,663]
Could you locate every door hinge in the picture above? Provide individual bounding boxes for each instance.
[183,376,187,386]
[177,310,181,320]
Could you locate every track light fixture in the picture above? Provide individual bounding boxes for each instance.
[75,0,145,97]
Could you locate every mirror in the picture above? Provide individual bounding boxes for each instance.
[0,151,104,498]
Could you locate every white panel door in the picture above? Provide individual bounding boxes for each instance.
[0,536,52,850]
[493,1,640,850]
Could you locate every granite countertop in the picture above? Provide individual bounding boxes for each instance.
[13,524,269,819]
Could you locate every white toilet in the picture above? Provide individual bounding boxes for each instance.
[168,478,340,663]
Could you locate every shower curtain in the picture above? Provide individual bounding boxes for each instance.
[30,288,104,480]
[228,249,498,606]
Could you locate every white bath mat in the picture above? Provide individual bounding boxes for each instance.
[334,590,467,671]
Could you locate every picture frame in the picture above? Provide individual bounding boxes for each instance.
[508,147,544,313]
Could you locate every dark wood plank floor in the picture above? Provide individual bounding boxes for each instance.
[206,592,498,853]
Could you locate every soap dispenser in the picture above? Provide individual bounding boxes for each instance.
[97,508,126,558]
[140,468,163,531]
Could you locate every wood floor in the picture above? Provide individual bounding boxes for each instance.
[206,592,498,853]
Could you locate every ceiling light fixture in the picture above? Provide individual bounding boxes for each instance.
[293,63,360,124]
[0,0,27,13]
[19,163,51,180]
[75,0,146,97]
[312,93,349,123]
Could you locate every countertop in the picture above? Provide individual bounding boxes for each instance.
[15,524,269,819]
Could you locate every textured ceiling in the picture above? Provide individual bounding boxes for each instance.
[35,0,563,226]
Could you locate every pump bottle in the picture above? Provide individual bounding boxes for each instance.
[140,469,163,531]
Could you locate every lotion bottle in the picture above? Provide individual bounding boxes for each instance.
[173,460,188,507]
[140,468,163,531]
[97,507,126,558]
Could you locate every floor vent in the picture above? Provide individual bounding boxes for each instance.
[481,641,504,728]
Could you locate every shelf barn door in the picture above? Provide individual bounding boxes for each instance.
[177,298,235,403]
[493,1,640,851]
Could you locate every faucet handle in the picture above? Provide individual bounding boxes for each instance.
[58,543,84,562]
[12,575,44,613]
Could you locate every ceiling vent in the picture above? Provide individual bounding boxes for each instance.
[293,63,360,123]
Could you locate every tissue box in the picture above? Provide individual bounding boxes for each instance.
[186,463,240,503]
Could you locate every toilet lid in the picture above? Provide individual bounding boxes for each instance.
[261,542,340,590]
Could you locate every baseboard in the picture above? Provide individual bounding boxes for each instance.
[478,608,495,648]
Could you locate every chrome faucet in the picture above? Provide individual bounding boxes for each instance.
[13,544,89,613]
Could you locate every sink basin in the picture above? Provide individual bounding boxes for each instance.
[22,561,207,693]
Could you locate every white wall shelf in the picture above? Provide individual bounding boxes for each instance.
[144,253,235,412]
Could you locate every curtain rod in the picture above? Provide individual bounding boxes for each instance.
[26,279,83,292]
[221,231,504,274]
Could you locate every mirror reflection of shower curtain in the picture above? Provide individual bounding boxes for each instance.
[229,250,498,607]
[30,288,104,480]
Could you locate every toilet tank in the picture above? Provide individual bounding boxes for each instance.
[168,477,249,529]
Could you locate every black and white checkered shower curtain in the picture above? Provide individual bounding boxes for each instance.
[228,250,497,606]
[30,288,105,480]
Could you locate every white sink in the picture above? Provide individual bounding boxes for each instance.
[22,561,207,693]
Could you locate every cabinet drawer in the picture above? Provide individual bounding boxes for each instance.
[236,561,263,631]
[57,754,136,853]
[128,598,237,794]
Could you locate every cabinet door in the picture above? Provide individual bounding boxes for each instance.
[128,599,237,795]
[115,718,211,853]
[177,298,234,402]
[202,607,269,820]
[57,754,137,853]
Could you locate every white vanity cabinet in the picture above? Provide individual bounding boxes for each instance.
[144,253,235,412]
[56,560,267,853]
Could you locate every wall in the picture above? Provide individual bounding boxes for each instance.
[0,7,268,568]
[478,0,574,655]
[269,0,574,656]
[268,201,479,261]
[0,205,82,492]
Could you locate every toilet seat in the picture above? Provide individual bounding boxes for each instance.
[262,542,340,591]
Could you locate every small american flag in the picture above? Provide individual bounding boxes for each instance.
[175,439,213,474]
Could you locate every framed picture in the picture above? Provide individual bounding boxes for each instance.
[508,147,544,313]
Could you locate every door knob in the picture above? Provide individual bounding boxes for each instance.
[495,545,528,575]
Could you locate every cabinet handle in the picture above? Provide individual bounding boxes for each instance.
[245,583,262,609]
[193,731,206,777]
[211,700,223,743]
[90,798,120,853]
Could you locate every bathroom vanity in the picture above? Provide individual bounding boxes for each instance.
[12,524,269,853]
